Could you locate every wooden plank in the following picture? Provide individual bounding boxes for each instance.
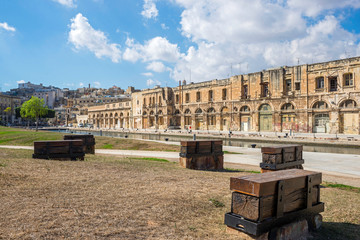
[230,169,322,197]
[231,186,319,221]
[262,154,282,164]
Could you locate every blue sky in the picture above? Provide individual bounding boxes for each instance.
[1,0,360,92]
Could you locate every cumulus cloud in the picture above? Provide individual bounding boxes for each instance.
[123,36,181,63]
[141,0,158,19]
[146,79,161,86]
[79,82,84,87]
[146,61,171,72]
[17,80,25,84]
[52,0,77,8]
[0,22,16,32]
[288,0,360,17]
[68,13,121,63]
[93,81,101,87]
[168,0,360,83]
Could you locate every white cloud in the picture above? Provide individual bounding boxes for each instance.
[146,79,161,86]
[141,0,158,19]
[142,72,153,77]
[168,0,360,83]
[0,22,16,32]
[17,80,25,84]
[146,61,171,72]
[288,0,360,17]
[68,13,121,63]
[94,81,101,87]
[79,82,84,87]
[4,83,10,87]
[52,0,77,8]
[123,36,181,63]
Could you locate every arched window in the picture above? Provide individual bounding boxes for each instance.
[195,108,203,114]
[184,109,191,114]
[313,101,328,109]
[174,109,180,115]
[259,104,271,112]
[240,106,250,112]
[281,103,294,110]
[340,99,357,108]
[207,108,216,126]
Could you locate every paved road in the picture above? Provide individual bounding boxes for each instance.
[1,143,359,178]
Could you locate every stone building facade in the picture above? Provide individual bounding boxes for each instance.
[88,99,132,129]
[88,56,360,134]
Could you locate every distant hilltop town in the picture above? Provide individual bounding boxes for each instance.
[2,56,360,135]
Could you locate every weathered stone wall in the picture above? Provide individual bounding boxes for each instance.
[89,56,360,134]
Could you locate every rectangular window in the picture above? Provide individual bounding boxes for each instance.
[208,90,213,102]
[316,77,324,89]
[243,85,248,98]
[329,77,337,92]
[175,94,179,104]
[185,93,190,103]
[196,92,201,102]
[285,79,291,92]
[262,84,269,97]
[344,73,353,86]
[295,82,300,90]
[222,88,227,100]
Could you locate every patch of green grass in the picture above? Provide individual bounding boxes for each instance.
[223,151,243,154]
[0,163,7,167]
[224,168,260,174]
[209,198,225,208]
[102,144,113,149]
[128,157,169,162]
[322,182,360,193]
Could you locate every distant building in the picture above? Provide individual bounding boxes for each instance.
[0,94,22,125]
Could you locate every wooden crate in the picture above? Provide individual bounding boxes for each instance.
[64,134,95,154]
[33,140,85,160]
[229,169,321,221]
[179,140,223,170]
[179,155,223,170]
[225,169,324,236]
[260,145,303,170]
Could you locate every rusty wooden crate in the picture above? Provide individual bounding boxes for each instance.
[33,140,85,160]
[63,134,95,154]
[225,169,324,236]
[179,140,223,170]
[260,145,304,171]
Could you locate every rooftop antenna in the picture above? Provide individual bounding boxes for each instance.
[297,58,300,65]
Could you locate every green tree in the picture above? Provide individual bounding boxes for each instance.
[20,96,48,131]
[4,107,12,125]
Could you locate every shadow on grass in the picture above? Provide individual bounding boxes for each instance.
[311,222,360,240]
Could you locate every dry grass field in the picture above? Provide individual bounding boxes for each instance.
[0,127,179,152]
[0,148,359,239]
